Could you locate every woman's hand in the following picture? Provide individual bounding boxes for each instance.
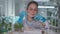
[42,23,46,27]
[25,27,32,31]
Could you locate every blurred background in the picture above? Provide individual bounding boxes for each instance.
[0,0,60,34]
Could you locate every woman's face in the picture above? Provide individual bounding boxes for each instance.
[27,3,38,17]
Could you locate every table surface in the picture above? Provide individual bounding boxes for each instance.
[8,30,57,34]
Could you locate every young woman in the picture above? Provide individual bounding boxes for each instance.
[23,1,49,31]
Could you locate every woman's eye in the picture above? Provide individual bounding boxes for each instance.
[34,9,37,11]
[30,9,33,10]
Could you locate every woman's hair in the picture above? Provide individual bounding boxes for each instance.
[27,1,38,9]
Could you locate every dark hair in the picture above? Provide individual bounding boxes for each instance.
[27,1,38,9]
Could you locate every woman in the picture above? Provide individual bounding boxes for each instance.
[23,1,48,31]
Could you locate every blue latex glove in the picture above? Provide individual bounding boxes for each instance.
[17,11,27,24]
[34,14,47,22]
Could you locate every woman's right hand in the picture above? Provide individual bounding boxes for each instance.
[25,27,32,31]
[42,23,46,27]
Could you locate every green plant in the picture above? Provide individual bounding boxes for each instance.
[0,17,8,34]
[0,17,12,34]
[14,23,23,31]
[8,23,12,31]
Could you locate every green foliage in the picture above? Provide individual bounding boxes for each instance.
[14,23,23,30]
[0,17,12,33]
